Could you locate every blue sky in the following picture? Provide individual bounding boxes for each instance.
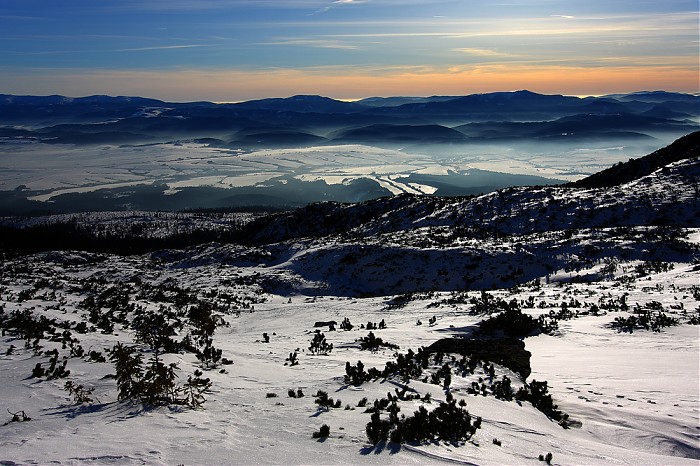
[0,0,697,100]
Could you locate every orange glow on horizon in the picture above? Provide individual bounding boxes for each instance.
[1,64,697,101]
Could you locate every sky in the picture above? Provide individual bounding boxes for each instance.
[0,0,698,101]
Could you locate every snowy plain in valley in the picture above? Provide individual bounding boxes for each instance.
[0,139,664,202]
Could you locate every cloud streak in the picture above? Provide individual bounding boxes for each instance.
[451,48,514,57]
[1,1,696,97]
[313,0,364,14]
[261,39,359,50]
[116,44,218,52]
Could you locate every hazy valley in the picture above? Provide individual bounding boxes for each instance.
[1,90,697,213]
[1,114,698,463]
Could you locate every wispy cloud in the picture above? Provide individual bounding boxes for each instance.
[259,38,359,49]
[0,14,48,21]
[116,44,218,52]
[111,1,344,12]
[8,50,84,56]
[451,48,514,57]
[312,0,365,15]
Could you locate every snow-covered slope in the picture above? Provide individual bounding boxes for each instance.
[0,135,698,464]
[1,254,698,464]
[232,136,699,296]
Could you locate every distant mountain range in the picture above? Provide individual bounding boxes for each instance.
[0,90,697,147]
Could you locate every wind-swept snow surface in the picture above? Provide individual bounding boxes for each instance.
[1,247,698,464]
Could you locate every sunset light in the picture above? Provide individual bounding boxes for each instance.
[1,0,697,100]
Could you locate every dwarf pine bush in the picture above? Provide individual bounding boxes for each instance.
[516,380,569,427]
[64,380,95,404]
[358,331,399,351]
[312,424,330,439]
[314,390,340,411]
[109,342,210,408]
[309,330,333,355]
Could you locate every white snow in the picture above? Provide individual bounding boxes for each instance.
[0,139,661,199]
[1,249,698,464]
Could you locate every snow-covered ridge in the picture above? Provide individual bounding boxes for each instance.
[243,139,700,244]
[0,135,698,464]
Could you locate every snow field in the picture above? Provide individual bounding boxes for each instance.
[1,252,698,464]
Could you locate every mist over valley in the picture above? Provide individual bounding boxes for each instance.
[1,90,696,213]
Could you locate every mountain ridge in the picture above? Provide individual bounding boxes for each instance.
[569,130,700,188]
[240,133,700,247]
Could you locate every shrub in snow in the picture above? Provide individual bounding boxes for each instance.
[345,360,384,385]
[367,394,481,445]
[345,360,367,386]
[285,351,299,366]
[34,349,71,380]
[366,411,391,444]
[537,315,559,334]
[308,330,333,355]
[139,357,180,405]
[1,308,57,344]
[516,380,569,427]
[109,342,210,408]
[73,321,89,334]
[132,309,178,355]
[429,362,453,389]
[491,375,514,401]
[287,387,305,398]
[611,305,679,333]
[339,317,354,331]
[314,390,339,411]
[64,380,95,404]
[381,347,430,382]
[32,363,45,378]
[187,302,223,368]
[5,409,31,424]
[478,300,542,338]
[312,424,330,439]
[110,343,144,401]
[358,331,398,351]
[88,350,106,363]
[179,369,212,408]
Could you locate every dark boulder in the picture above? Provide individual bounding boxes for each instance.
[313,321,337,328]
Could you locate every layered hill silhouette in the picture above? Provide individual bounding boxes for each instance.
[0,90,696,146]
